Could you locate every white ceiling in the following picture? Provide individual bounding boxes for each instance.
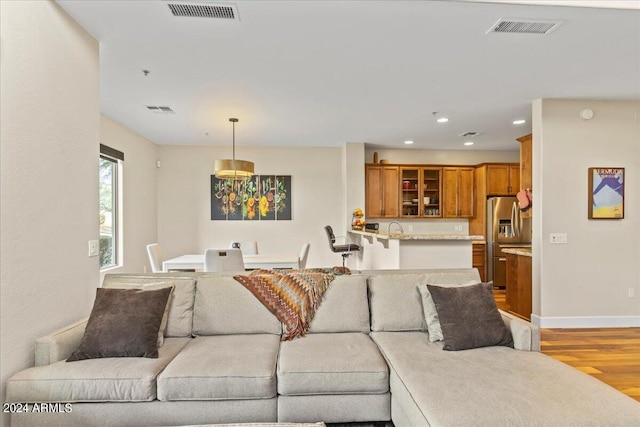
[56,0,640,151]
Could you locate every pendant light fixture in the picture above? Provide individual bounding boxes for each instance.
[214,118,254,180]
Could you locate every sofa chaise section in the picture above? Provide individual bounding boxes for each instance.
[366,271,640,427]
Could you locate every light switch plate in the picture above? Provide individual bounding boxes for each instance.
[88,240,99,257]
[550,233,568,244]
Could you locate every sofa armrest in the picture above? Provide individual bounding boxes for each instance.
[500,310,540,352]
[35,318,88,366]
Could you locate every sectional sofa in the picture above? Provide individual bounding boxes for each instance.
[6,269,640,426]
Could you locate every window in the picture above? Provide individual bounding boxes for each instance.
[99,144,124,270]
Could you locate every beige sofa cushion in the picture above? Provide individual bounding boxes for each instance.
[192,276,281,335]
[6,338,190,403]
[368,274,427,332]
[102,275,196,337]
[157,335,280,401]
[307,275,370,334]
[278,333,388,396]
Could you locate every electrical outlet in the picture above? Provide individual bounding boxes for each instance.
[549,233,568,244]
[629,288,635,298]
[454,225,463,232]
[407,225,413,232]
[88,240,99,257]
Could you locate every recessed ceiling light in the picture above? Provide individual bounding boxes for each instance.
[404,140,414,145]
[464,141,474,146]
[513,119,526,125]
[436,117,449,123]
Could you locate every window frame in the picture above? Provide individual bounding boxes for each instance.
[99,144,124,271]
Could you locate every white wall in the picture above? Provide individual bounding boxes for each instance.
[157,146,344,268]
[532,99,640,327]
[0,2,99,425]
[343,143,366,229]
[99,115,159,279]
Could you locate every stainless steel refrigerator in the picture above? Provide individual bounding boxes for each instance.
[486,196,532,287]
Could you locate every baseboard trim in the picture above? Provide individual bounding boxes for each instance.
[531,314,640,328]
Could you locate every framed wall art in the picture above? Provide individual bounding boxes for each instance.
[588,167,624,219]
[211,175,292,221]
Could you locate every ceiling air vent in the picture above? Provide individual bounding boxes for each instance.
[487,18,563,35]
[167,2,239,20]
[146,106,175,114]
[459,131,481,138]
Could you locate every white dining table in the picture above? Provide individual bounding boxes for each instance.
[162,253,299,272]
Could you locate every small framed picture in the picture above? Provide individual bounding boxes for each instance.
[588,167,624,219]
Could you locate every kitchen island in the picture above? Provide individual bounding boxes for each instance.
[348,230,483,270]
[502,247,532,320]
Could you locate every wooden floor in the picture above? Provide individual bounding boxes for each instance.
[494,289,640,402]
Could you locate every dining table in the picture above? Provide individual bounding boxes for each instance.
[162,253,300,272]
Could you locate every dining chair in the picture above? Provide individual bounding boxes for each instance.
[204,248,245,272]
[324,225,360,267]
[146,243,163,273]
[298,243,310,269]
[228,241,258,255]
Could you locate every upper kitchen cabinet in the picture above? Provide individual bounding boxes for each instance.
[486,163,520,195]
[366,165,400,218]
[517,134,532,218]
[400,167,421,217]
[421,167,442,218]
[399,167,443,218]
[442,167,475,218]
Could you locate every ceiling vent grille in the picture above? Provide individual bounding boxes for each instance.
[146,106,175,114]
[487,18,563,35]
[459,131,481,138]
[167,2,238,20]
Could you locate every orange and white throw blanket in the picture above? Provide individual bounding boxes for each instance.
[234,267,350,340]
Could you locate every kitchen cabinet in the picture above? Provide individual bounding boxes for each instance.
[365,165,399,218]
[400,167,421,217]
[505,251,532,320]
[472,242,486,281]
[442,167,475,218]
[486,163,520,195]
[400,167,442,218]
[421,167,442,218]
[517,134,532,218]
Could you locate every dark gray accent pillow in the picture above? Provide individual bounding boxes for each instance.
[67,287,172,361]
[426,283,513,351]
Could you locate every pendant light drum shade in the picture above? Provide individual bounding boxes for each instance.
[214,118,254,180]
[213,159,254,179]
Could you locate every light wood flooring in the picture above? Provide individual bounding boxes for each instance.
[494,289,640,402]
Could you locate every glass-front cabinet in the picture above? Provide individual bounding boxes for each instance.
[400,167,442,218]
[400,168,420,217]
[421,167,442,218]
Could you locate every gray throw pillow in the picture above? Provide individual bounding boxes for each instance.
[102,281,173,347]
[418,280,480,342]
[426,283,513,351]
[67,287,172,361]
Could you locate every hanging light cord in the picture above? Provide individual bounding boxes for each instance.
[232,119,236,160]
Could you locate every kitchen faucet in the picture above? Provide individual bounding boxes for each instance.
[387,221,404,235]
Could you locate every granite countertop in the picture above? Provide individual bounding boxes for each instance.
[349,229,483,241]
[501,247,532,257]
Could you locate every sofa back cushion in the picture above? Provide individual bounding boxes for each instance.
[367,269,482,332]
[102,275,196,337]
[308,274,370,333]
[368,274,427,332]
[193,275,282,335]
